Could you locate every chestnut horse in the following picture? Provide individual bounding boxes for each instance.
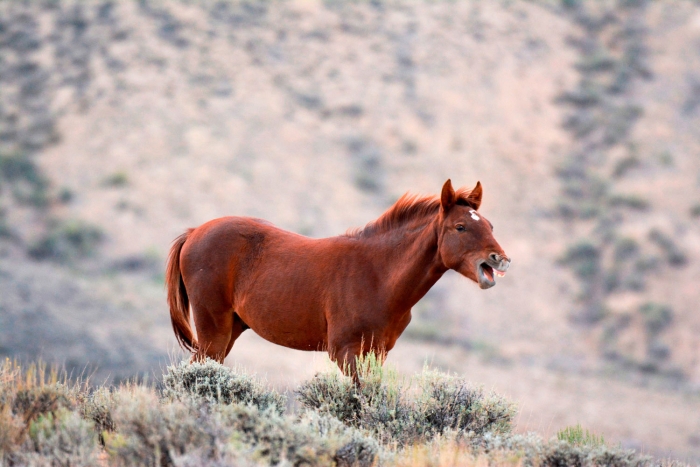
[166,179,510,376]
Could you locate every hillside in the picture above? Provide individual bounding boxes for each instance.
[1,0,700,461]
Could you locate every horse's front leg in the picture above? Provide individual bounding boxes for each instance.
[330,337,388,384]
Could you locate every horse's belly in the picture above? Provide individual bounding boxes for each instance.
[238,303,328,352]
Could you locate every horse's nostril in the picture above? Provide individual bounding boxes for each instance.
[489,253,500,262]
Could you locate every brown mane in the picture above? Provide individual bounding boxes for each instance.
[346,187,477,239]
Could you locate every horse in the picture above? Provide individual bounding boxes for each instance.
[166,179,510,377]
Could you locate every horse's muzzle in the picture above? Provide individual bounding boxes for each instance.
[476,254,511,289]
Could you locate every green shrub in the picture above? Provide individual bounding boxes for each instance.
[297,356,515,446]
[80,386,116,443]
[634,255,658,273]
[646,339,671,362]
[21,408,99,466]
[422,370,514,435]
[475,432,648,467]
[0,360,85,463]
[28,219,104,262]
[604,270,620,293]
[603,104,642,146]
[560,242,600,280]
[575,50,617,73]
[296,366,367,427]
[218,405,377,467]
[104,386,207,467]
[558,81,604,107]
[639,303,673,335]
[609,194,649,211]
[162,359,286,413]
[1,362,79,426]
[0,152,49,208]
[656,151,674,167]
[622,271,646,292]
[543,440,642,467]
[401,139,417,155]
[0,209,11,239]
[298,411,379,467]
[0,154,44,186]
[563,111,598,139]
[557,424,605,447]
[102,171,129,188]
[690,204,700,218]
[12,383,77,425]
[574,302,608,325]
[106,385,377,467]
[613,237,639,262]
[561,0,580,9]
[648,229,687,266]
[612,155,640,178]
[347,137,384,194]
[58,187,74,204]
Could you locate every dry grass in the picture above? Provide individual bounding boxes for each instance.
[0,358,98,466]
[0,356,686,466]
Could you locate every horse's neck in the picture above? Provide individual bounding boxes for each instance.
[369,218,447,310]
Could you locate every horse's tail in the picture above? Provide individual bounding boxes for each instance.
[166,229,198,353]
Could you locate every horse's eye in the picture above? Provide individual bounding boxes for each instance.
[456,225,465,232]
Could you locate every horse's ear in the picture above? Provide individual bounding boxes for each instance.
[441,179,456,212]
[467,181,483,210]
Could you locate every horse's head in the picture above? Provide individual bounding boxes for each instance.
[437,179,510,289]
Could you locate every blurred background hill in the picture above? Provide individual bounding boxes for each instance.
[1,0,700,461]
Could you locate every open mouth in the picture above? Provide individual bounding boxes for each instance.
[477,262,507,289]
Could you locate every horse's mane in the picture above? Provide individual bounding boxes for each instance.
[346,187,477,239]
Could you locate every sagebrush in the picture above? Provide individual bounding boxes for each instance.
[162,359,286,413]
[297,353,516,446]
[0,357,667,467]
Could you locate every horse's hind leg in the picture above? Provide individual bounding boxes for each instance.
[189,292,241,363]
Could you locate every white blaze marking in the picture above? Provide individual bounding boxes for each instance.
[469,210,480,221]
